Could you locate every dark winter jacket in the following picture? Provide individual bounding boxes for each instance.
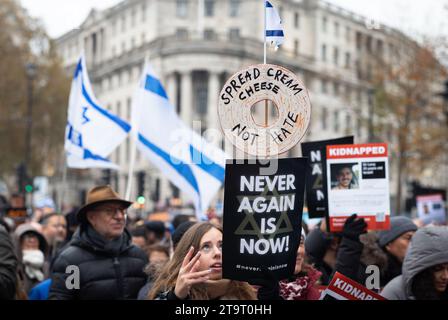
[0,225,18,299]
[381,252,403,287]
[305,228,365,285]
[381,226,448,300]
[49,225,148,300]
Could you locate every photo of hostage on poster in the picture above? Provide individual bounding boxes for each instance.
[222,158,308,282]
[301,136,354,220]
[326,143,390,232]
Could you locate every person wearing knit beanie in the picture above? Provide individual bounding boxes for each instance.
[377,216,418,287]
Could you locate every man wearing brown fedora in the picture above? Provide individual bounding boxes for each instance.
[49,185,148,299]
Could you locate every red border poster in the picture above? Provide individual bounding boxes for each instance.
[326,143,390,232]
[321,272,386,300]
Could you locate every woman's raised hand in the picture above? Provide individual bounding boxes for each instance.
[174,246,212,299]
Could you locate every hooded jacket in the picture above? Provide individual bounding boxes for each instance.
[0,225,18,299]
[14,223,49,294]
[381,226,448,300]
[49,225,148,300]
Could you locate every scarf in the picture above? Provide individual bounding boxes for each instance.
[22,250,45,282]
[279,268,322,300]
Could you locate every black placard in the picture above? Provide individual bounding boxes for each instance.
[362,161,386,179]
[222,158,307,282]
[300,136,354,219]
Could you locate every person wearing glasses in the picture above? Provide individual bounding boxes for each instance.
[49,185,148,300]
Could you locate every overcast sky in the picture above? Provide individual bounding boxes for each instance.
[20,0,448,40]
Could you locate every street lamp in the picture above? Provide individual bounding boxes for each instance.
[23,62,37,197]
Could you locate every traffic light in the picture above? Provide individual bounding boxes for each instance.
[137,196,146,205]
[25,183,33,193]
[137,171,146,197]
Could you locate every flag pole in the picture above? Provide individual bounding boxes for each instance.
[124,128,137,201]
[263,0,268,127]
[264,0,267,65]
[125,57,147,201]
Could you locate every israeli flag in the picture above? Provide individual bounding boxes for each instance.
[265,1,284,49]
[132,63,227,220]
[65,55,131,169]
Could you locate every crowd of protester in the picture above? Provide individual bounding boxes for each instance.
[0,185,447,300]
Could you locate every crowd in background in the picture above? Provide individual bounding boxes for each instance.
[0,185,447,300]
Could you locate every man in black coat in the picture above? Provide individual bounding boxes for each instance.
[0,224,18,299]
[49,186,148,300]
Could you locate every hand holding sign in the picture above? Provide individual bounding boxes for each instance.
[174,246,212,299]
[341,214,367,241]
[250,267,282,300]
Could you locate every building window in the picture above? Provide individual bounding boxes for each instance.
[321,79,328,94]
[346,26,351,42]
[333,47,339,65]
[294,12,300,28]
[131,37,135,49]
[121,15,126,32]
[356,117,361,137]
[334,110,339,132]
[196,88,208,116]
[131,9,136,27]
[345,52,351,68]
[176,28,188,40]
[356,32,362,50]
[334,82,340,96]
[112,19,117,34]
[204,29,216,40]
[346,114,352,132]
[229,28,240,40]
[142,4,146,22]
[127,97,132,121]
[176,0,188,18]
[366,36,373,53]
[377,39,384,57]
[346,85,352,101]
[141,33,146,46]
[334,22,339,37]
[116,101,121,118]
[229,0,240,17]
[205,0,215,17]
[322,16,327,32]
[322,44,327,61]
[294,40,299,55]
[322,107,328,130]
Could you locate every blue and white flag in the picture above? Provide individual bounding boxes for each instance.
[265,1,284,49]
[132,63,227,220]
[65,54,131,169]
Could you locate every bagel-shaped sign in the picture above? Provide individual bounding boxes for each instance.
[218,64,311,157]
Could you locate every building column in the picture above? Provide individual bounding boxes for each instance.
[180,71,193,126]
[207,71,221,146]
[166,72,178,109]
